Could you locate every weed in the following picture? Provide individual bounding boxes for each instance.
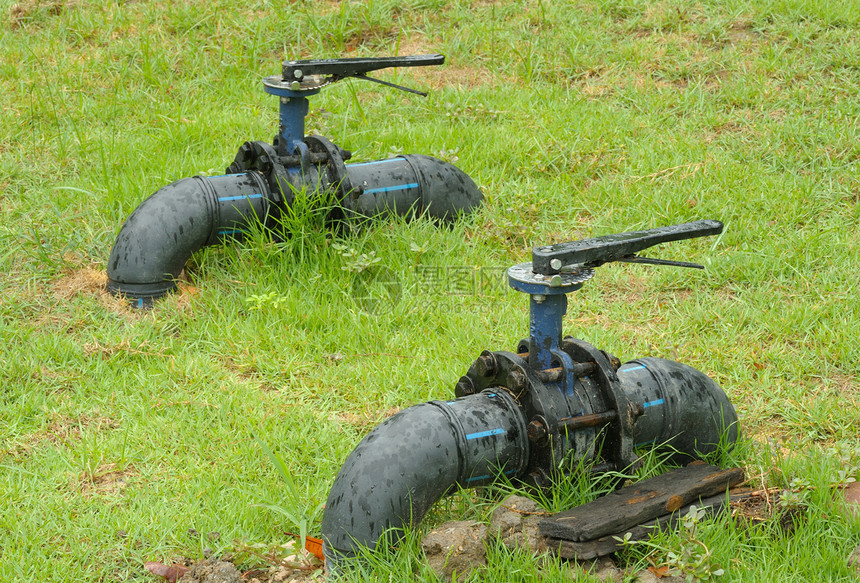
[245,291,288,311]
[618,505,725,582]
[253,435,325,551]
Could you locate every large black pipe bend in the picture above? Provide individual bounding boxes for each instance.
[321,389,528,565]
[322,357,739,568]
[106,153,483,307]
[107,172,271,308]
[618,357,740,462]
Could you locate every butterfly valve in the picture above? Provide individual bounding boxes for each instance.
[321,220,740,565]
[106,55,482,307]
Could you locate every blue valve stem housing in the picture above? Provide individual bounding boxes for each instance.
[262,77,321,156]
[277,95,310,155]
[528,293,567,370]
[507,262,593,371]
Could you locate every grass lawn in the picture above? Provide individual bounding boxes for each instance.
[1,0,858,581]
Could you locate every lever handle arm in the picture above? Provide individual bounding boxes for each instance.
[531,220,724,275]
[282,54,445,82]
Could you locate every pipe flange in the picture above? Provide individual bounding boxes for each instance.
[507,263,594,296]
[304,135,354,208]
[460,350,571,488]
[561,337,638,470]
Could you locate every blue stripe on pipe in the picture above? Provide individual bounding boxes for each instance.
[363,182,419,195]
[465,428,507,440]
[137,297,144,309]
[209,173,248,178]
[217,193,264,202]
[643,398,665,408]
[218,229,247,236]
[619,364,647,372]
[635,439,656,448]
[346,158,403,168]
[466,469,518,483]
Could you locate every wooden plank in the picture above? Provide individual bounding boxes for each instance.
[539,463,744,542]
[547,491,741,560]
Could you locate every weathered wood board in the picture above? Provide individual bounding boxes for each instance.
[539,462,744,542]
[546,491,743,560]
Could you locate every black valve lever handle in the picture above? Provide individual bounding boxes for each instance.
[282,54,445,81]
[531,220,724,275]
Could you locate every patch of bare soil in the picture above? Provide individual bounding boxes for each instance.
[328,406,401,430]
[385,34,507,91]
[51,266,196,315]
[52,266,108,299]
[830,373,859,397]
[8,0,73,28]
[422,521,489,582]
[79,462,135,497]
[729,488,807,534]
[157,545,325,583]
[2,412,118,460]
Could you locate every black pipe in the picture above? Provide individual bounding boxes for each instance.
[106,172,272,308]
[344,155,483,221]
[321,389,527,565]
[106,155,482,307]
[618,357,740,462]
[321,357,738,567]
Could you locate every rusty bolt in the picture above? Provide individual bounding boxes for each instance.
[601,350,622,371]
[527,418,548,442]
[455,376,475,397]
[508,368,528,392]
[474,353,496,378]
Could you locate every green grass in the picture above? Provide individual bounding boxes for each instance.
[1,0,859,581]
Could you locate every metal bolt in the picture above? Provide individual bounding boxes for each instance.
[474,353,496,378]
[550,258,562,270]
[532,294,546,304]
[601,350,622,371]
[572,362,595,378]
[527,418,547,442]
[455,376,475,397]
[537,367,563,383]
[549,275,562,287]
[293,69,303,79]
[280,97,291,104]
[509,368,528,392]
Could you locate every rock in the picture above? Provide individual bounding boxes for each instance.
[421,520,488,582]
[179,558,243,583]
[592,556,622,582]
[490,495,548,554]
[632,568,686,582]
[849,545,860,572]
[842,481,860,516]
[633,570,660,583]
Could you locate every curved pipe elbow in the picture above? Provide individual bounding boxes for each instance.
[106,172,271,307]
[321,390,527,566]
[619,357,740,462]
[322,357,739,568]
